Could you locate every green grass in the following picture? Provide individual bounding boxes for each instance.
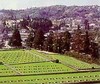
[0,72,100,84]
[32,50,100,69]
[11,62,74,75]
[0,50,46,64]
[0,49,100,84]
[0,65,16,76]
[0,62,74,76]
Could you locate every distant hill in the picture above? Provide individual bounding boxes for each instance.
[0,5,100,20]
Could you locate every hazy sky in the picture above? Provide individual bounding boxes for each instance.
[0,0,100,10]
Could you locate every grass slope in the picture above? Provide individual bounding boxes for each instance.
[0,49,100,84]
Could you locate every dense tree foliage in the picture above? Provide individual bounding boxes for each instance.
[72,28,83,52]
[19,17,52,32]
[84,19,90,30]
[90,42,99,58]
[20,18,29,29]
[33,28,44,49]
[44,31,54,52]
[52,33,63,53]
[62,31,71,52]
[83,31,90,54]
[8,28,22,47]
[30,18,52,32]
[26,33,34,47]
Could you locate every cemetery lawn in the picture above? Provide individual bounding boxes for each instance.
[0,49,100,84]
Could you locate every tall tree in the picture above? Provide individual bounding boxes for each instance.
[53,34,62,53]
[20,18,29,29]
[72,27,82,52]
[26,33,34,47]
[83,31,90,54]
[27,15,31,21]
[62,30,71,52]
[33,28,44,49]
[45,31,54,52]
[84,19,89,30]
[9,28,22,47]
[90,42,99,58]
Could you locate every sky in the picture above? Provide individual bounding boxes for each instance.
[0,0,100,10]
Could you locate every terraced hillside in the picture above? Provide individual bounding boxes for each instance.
[0,49,100,84]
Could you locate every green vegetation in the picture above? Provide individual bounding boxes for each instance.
[0,72,100,84]
[0,49,100,84]
[0,50,46,64]
[0,65,16,76]
[8,28,22,47]
[32,50,100,69]
[0,62,74,76]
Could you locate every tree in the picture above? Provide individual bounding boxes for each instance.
[9,28,22,47]
[20,18,29,29]
[84,19,89,30]
[90,42,99,58]
[3,21,6,27]
[45,31,54,52]
[27,15,31,21]
[26,33,34,47]
[33,28,44,49]
[83,31,90,54]
[62,30,71,52]
[53,34,62,53]
[72,27,83,52]
[30,18,52,32]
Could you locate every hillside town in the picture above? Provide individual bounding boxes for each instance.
[0,10,100,64]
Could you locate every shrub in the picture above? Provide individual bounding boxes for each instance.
[0,62,3,65]
[52,59,59,63]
